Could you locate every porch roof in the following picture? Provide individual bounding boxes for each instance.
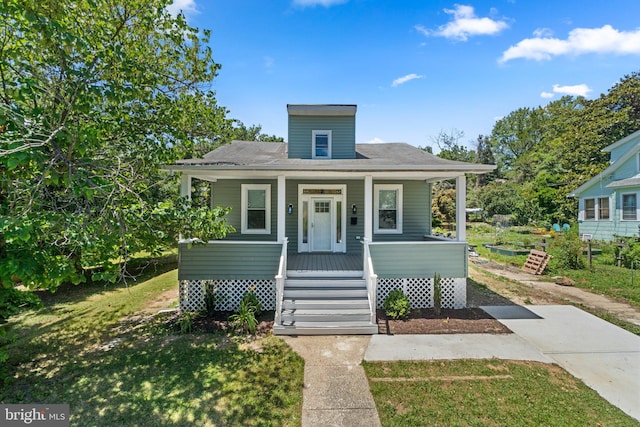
[168,141,496,175]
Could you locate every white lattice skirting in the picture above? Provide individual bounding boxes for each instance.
[179,279,276,312]
[376,277,467,309]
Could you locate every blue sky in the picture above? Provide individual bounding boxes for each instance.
[169,0,640,150]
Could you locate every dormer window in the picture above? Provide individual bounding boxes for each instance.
[312,130,332,159]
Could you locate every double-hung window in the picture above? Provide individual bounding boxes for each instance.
[622,193,637,221]
[598,197,610,220]
[584,199,596,220]
[312,130,332,159]
[374,184,403,234]
[241,184,271,234]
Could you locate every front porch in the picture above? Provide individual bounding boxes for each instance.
[288,253,362,273]
[178,240,468,334]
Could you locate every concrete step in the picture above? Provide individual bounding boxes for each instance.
[285,278,366,288]
[273,321,378,335]
[282,299,370,310]
[284,288,368,299]
[287,270,363,279]
[281,308,371,323]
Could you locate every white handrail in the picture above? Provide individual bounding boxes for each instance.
[362,238,378,325]
[274,237,288,326]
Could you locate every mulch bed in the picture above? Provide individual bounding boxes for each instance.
[377,308,511,335]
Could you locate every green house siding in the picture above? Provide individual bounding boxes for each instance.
[288,115,356,159]
[211,179,278,242]
[369,242,467,278]
[178,242,282,280]
[373,180,431,242]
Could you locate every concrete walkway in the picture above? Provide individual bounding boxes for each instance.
[280,335,381,427]
[365,305,640,421]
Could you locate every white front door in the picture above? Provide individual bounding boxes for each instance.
[311,199,332,251]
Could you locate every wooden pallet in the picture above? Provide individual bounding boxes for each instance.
[522,249,553,275]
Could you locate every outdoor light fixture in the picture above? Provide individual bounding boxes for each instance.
[288,204,293,215]
[352,204,357,214]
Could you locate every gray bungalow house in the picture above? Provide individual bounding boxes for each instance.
[167,104,495,334]
[569,129,640,241]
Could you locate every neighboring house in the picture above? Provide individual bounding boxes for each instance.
[167,104,495,334]
[569,129,640,241]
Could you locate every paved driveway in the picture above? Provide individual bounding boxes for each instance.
[482,305,640,421]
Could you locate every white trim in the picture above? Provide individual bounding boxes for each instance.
[297,184,347,253]
[312,130,332,159]
[374,184,403,234]
[180,175,192,199]
[456,175,466,242]
[241,184,271,234]
[364,176,373,241]
[277,176,286,242]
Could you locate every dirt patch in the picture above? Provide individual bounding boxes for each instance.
[377,308,511,335]
[178,310,274,337]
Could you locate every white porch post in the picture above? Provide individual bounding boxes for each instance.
[456,174,466,241]
[364,175,373,241]
[277,175,286,242]
[180,174,192,200]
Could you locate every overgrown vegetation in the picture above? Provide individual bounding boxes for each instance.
[1,269,304,426]
[229,291,264,334]
[364,359,637,426]
[383,289,411,320]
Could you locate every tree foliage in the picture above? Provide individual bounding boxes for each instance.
[0,0,235,301]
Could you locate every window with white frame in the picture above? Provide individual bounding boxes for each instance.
[312,130,331,159]
[598,197,610,220]
[374,184,403,234]
[622,193,637,221]
[241,184,271,234]
[584,198,595,220]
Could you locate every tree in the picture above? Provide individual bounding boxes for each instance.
[232,121,284,142]
[0,0,235,301]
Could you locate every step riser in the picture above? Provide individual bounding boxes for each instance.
[284,290,368,299]
[283,302,369,310]
[282,315,372,323]
[285,280,366,288]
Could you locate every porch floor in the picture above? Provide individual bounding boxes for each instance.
[288,253,362,272]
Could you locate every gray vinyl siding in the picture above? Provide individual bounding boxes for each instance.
[369,242,467,278]
[211,179,278,242]
[288,115,356,159]
[178,242,281,280]
[373,180,431,242]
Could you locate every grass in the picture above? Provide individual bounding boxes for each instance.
[2,268,304,426]
[364,359,638,427]
[467,223,640,308]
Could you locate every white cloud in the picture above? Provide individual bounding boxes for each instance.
[533,27,553,38]
[167,0,198,17]
[365,137,387,144]
[540,91,555,99]
[417,4,509,41]
[264,56,275,72]
[552,83,592,97]
[391,73,424,87]
[500,25,640,63]
[293,0,348,7]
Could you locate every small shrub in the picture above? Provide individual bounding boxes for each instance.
[229,291,262,334]
[178,312,195,334]
[203,285,227,316]
[551,227,585,270]
[383,289,410,320]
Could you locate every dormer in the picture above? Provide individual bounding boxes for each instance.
[287,104,357,159]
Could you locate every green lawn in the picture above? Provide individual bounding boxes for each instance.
[2,269,304,427]
[364,359,638,427]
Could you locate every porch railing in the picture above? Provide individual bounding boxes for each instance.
[362,238,378,325]
[274,238,288,326]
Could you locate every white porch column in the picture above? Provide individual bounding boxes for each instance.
[180,174,192,200]
[456,174,466,242]
[364,175,373,241]
[277,175,286,242]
